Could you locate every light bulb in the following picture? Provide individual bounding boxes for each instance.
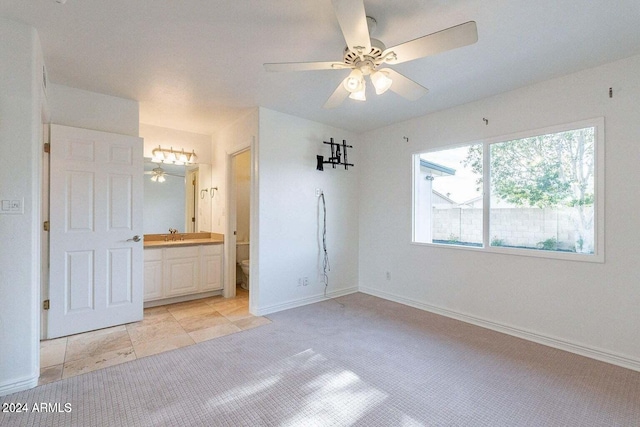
[343,69,364,93]
[152,145,165,163]
[178,149,188,164]
[151,175,158,182]
[371,70,392,95]
[167,148,177,163]
[349,85,366,101]
[157,175,166,183]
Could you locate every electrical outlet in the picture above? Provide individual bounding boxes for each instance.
[303,277,309,286]
[386,271,391,281]
[315,188,322,196]
[297,278,302,287]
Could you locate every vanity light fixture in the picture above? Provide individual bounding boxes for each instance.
[151,145,198,165]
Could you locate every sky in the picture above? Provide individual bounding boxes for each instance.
[420,145,483,203]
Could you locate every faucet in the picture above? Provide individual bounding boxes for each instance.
[169,228,178,241]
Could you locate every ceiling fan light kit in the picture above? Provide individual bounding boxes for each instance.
[343,68,365,93]
[370,69,392,95]
[264,0,478,108]
[150,167,166,183]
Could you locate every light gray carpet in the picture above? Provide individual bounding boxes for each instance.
[2,293,639,426]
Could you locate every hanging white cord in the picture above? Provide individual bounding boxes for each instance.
[320,192,330,296]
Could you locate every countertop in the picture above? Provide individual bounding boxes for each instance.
[143,232,224,248]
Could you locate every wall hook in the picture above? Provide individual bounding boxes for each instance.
[210,186,218,198]
[483,118,489,125]
[200,188,208,199]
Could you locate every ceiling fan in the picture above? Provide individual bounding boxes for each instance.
[144,165,184,183]
[264,0,478,108]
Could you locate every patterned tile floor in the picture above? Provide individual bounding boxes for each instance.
[39,288,269,385]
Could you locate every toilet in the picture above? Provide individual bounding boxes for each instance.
[236,242,250,290]
[239,259,250,290]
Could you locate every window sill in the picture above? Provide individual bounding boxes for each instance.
[410,241,604,263]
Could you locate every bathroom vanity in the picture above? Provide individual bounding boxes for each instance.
[143,233,224,307]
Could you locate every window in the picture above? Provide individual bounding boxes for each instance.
[412,118,604,261]
[413,144,483,247]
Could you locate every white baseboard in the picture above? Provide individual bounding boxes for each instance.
[256,286,358,316]
[359,286,640,373]
[0,374,39,397]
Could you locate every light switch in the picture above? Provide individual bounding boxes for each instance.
[0,198,24,214]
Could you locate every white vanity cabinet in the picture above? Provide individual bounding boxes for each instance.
[143,243,223,303]
[164,246,200,297]
[200,244,223,291]
[143,248,164,301]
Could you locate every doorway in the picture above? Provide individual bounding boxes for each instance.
[229,149,251,297]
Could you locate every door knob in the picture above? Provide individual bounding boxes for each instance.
[127,235,141,242]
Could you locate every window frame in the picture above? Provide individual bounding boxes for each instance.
[411,117,605,263]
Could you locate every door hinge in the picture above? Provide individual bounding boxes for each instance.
[44,142,50,153]
[43,300,50,310]
[43,221,50,231]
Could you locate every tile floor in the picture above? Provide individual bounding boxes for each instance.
[39,289,270,385]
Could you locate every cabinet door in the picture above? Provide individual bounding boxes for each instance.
[143,249,164,301]
[200,245,223,291]
[164,246,200,297]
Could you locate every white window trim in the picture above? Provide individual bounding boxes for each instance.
[412,117,605,263]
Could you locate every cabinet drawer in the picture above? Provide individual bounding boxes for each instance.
[165,245,200,259]
[201,244,223,256]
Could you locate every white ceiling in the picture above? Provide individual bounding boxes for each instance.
[2,1,640,134]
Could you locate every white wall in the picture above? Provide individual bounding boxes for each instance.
[358,54,640,370]
[214,109,258,235]
[216,109,258,302]
[49,84,139,137]
[256,108,360,314]
[0,19,46,396]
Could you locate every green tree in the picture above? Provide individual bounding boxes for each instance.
[464,127,595,253]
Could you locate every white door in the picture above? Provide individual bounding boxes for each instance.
[48,124,144,338]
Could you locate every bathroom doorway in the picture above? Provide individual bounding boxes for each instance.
[229,149,251,297]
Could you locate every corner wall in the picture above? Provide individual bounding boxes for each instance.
[0,19,45,396]
[358,54,640,370]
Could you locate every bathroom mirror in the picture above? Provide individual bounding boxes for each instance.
[143,158,212,234]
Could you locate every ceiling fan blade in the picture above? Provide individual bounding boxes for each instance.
[324,82,350,109]
[382,21,478,65]
[264,61,350,72]
[331,0,371,55]
[380,68,429,101]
